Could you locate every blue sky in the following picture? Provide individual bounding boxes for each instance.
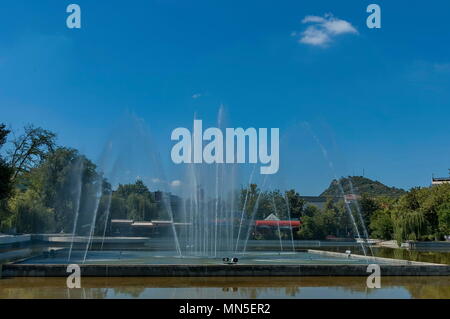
[1,0,449,195]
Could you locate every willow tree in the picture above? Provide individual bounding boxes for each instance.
[392,209,425,244]
[391,188,425,244]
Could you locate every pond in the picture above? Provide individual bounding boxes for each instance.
[1,276,449,299]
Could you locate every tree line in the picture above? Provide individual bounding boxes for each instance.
[0,123,167,235]
[1,123,449,243]
[239,182,450,243]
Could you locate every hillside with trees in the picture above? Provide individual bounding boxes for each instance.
[320,176,406,198]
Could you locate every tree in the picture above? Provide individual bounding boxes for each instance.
[418,184,449,239]
[437,202,450,237]
[369,207,394,240]
[0,124,14,230]
[321,176,406,197]
[0,162,13,202]
[110,180,158,222]
[285,189,305,219]
[303,205,320,217]
[296,200,340,240]
[391,188,425,243]
[264,190,288,220]
[296,215,319,239]
[116,180,152,198]
[359,193,380,228]
[8,189,55,233]
[126,193,155,221]
[0,124,13,201]
[7,125,56,181]
[9,147,108,234]
[30,148,97,232]
[0,123,9,146]
[240,184,261,219]
[109,196,127,220]
[392,209,425,243]
[366,185,450,242]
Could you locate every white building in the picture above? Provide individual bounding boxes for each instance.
[432,177,450,185]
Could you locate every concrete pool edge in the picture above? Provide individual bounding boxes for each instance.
[2,263,450,277]
[2,249,449,277]
[306,249,446,266]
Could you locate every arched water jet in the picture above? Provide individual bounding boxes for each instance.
[83,177,103,263]
[234,165,256,253]
[242,175,270,254]
[283,192,296,252]
[270,194,283,252]
[304,123,369,258]
[68,159,84,262]
[347,179,374,256]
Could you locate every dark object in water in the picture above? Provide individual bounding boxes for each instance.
[222,257,238,264]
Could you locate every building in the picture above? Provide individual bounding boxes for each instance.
[432,177,450,185]
[301,195,365,209]
[300,196,328,210]
[254,214,301,236]
[344,194,361,203]
[110,219,190,237]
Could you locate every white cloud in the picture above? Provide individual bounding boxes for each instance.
[302,15,327,24]
[170,180,181,187]
[296,14,358,47]
[192,93,202,99]
[301,27,331,46]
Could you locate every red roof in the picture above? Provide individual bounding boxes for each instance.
[255,220,301,227]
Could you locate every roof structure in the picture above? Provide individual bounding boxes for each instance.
[264,213,280,221]
[433,177,450,181]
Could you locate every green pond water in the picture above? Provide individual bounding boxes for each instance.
[0,276,449,299]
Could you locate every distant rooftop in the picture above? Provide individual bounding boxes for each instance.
[132,222,154,227]
[433,177,450,181]
[300,196,328,202]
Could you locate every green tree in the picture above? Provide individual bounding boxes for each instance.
[240,184,261,219]
[109,180,158,222]
[7,125,56,182]
[4,147,108,234]
[369,208,394,240]
[29,147,101,232]
[418,184,450,239]
[437,202,450,236]
[296,200,340,240]
[367,185,450,242]
[0,124,13,202]
[0,124,14,231]
[8,189,55,233]
[285,189,305,219]
[297,215,320,239]
[115,180,152,198]
[358,193,380,230]
[391,189,425,243]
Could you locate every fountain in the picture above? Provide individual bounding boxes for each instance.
[4,110,447,279]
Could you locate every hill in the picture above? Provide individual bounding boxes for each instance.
[320,176,406,198]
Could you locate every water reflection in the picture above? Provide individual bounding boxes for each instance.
[0,277,449,299]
